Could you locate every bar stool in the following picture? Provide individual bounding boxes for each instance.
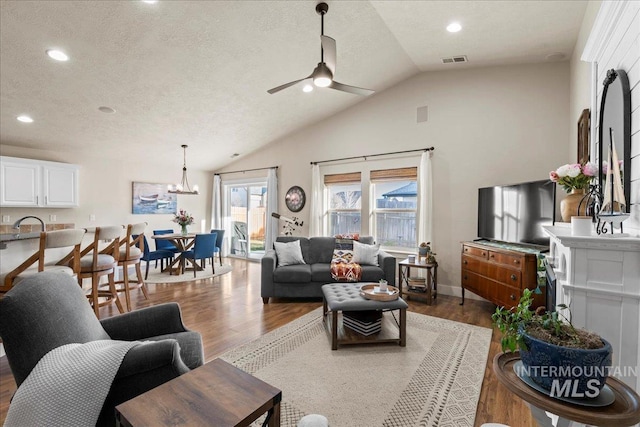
[115,223,149,311]
[76,226,124,317]
[1,229,85,293]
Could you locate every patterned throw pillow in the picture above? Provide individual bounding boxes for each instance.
[332,236,359,263]
[332,248,354,263]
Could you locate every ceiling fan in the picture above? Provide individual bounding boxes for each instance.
[267,2,374,97]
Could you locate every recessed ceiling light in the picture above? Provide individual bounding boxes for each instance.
[142,0,158,3]
[303,84,314,93]
[446,22,462,33]
[98,106,116,114]
[17,115,34,123]
[46,49,69,61]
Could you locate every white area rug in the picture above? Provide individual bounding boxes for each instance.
[144,263,232,284]
[220,307,492,427]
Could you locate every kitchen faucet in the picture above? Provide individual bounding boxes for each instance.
[12,216,46,233]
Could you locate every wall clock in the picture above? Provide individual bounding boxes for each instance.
[285,186,306,212]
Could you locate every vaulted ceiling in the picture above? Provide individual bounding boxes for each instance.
[0,1,588,171]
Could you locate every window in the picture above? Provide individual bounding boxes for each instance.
[371,168,417,249]
[325,172,361,236]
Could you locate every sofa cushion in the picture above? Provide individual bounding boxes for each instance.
[310,264,333,283]
[274,240,306,267]
[308,237,336,264]
[353,240,379,266]
[360,265,386,282]
[273,264,312,283]
[275,237,310,263]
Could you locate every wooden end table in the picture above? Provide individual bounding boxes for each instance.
[398,259,437,304]
[115,358,282,427]
[493,352,640,427]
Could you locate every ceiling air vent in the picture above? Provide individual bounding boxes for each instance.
[441,55,468,64]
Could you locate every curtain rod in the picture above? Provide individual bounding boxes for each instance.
[310,147,434,165]
[215,166,278,176]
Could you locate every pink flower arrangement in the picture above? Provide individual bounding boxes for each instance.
[549,162,597,193]
[601,160,623,175]
[172,209,194,226]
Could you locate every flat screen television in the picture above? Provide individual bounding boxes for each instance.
[477,179,555,247]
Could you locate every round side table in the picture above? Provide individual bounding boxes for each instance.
[493,352,640,427]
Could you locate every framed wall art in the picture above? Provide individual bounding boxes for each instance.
[577,108,590,164]
[132,182,177,214]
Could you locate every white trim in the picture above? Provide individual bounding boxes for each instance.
[582,1,631,62]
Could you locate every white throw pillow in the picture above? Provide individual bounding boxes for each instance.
[274,240,306,267]
[352,240,379,266]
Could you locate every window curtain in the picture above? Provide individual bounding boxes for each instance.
[417,151,433,247]
[265,168,278,252]
[210,174,224,255]
[309,164,323,237]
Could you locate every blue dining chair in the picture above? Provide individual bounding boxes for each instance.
[153,229,181,254]
[210,229,225,266]
[182,232,217,277]
[134,235,176,279]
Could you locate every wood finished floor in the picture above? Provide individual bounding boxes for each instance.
[0,258,532,426]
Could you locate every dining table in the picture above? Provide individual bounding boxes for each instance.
[151,233,200,275]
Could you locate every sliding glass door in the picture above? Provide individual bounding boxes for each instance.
[226,181,267,260]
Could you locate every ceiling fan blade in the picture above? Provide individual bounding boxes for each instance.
[267,77,309,94]
[329,81,375,96]
[321,35,336,75]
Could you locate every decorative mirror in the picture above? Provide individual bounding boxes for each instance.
[598,69,631,212]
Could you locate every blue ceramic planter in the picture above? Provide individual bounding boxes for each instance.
[519,330,612,394]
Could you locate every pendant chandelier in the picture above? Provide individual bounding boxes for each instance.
[168,144,199,195]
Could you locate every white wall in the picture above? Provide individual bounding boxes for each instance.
[569,1,602,161]
[582,0,640,235]
[218,62,571,294]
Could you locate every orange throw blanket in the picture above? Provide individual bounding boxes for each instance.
[330,262,362,282]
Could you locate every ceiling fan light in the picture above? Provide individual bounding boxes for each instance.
[314,77,331,88]
[303,84,314,93]
[312,63,333,88]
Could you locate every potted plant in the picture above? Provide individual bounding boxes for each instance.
[418,242,430,256]
[492,289,612,397]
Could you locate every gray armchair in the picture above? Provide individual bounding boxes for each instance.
[0,271,204,426]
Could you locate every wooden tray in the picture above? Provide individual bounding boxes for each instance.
[359,284,399,301]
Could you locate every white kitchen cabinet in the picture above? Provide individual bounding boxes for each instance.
[0,156,79,207]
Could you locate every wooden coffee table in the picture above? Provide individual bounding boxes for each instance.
[115,358,282,427]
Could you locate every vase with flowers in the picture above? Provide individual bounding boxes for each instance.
[549,162,597,222]
[173,209,194,235]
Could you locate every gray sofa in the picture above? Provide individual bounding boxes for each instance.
[261,236,396,304]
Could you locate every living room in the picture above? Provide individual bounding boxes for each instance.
[1,1,639,426]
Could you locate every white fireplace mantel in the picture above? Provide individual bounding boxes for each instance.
[543,225,640,392]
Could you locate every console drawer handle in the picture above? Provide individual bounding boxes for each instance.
[511,274,517,281]
[463,260,468,265]
[514,260,520,264]
[463,275,468,280]
[490,254,495,258]
[482,252,486,256]
[510,294,516,301]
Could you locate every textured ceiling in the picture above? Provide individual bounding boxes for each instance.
[0,1,588,172]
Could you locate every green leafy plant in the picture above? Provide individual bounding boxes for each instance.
[491,289,585,352]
